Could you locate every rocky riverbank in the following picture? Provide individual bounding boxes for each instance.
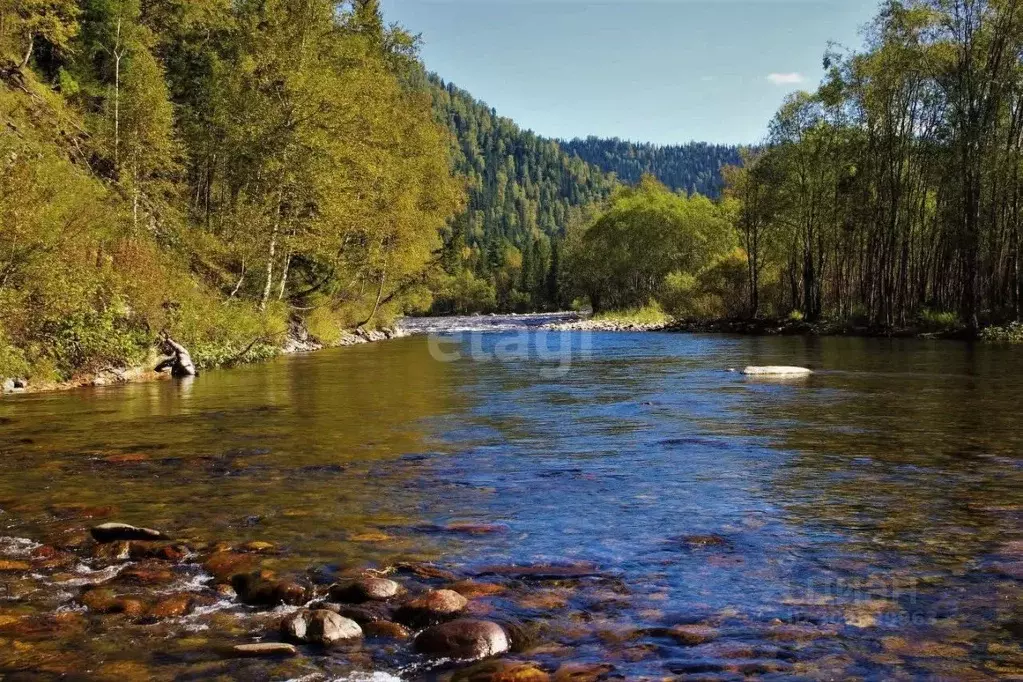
[0,326,405,397]
[0,515,914,681]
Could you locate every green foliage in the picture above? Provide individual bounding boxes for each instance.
[918,309,961,332]
[0,0,464,382]
[429,76,617,313]
[592,302,669,326]
[566,175,734,313]
[981,322,1023,343]
[561,137,741,198]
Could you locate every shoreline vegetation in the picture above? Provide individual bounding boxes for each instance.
[6,308,1019,397]
[4,0,1023,393]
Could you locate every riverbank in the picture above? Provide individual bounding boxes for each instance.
[0,326,405,397]
[540,313,1011,341]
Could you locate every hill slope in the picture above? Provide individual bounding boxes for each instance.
[561,137,741,198]
[429,76,617,311]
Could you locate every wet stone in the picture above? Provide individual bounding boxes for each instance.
[397,588,468,626]
[282,609,362,645]
[204,551,257,582]
[363,619,411,639]
[414,619,510,660]
[551,663,616,682]
[128,541,188,562]
[232,571,311,606]
[452,660,551,682]
[668,624,719,645]
[0,560,30,571]
[90,523,167,544]
[149,594,194,618]
[230,642,298,658]
[329,577,401,603]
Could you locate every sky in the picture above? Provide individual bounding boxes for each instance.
[377,0,880,146]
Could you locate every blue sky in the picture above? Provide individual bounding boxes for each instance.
[378,0,880,145]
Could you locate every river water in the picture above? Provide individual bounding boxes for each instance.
[2,317,1023,680]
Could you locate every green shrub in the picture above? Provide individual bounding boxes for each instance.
[981,322,1023,342]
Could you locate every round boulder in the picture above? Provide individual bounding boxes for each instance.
[397,589,467,626]
[414,619,510,660]
[330,577,401,603]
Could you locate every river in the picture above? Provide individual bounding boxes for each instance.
[2,316,1023,680]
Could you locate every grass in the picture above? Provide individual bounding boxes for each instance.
[593,303,671,326]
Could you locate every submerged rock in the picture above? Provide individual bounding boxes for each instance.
[363,619,411,639]
[149,594,194,619]
[414,619,510,660]
[90,523,167,544]
[453,660,550,682]
[282,609,362,645]
[232,571,311,606]
[329,577,401,603]
[230,642,298,658]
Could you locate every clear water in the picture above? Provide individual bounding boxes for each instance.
[2,321,1023,680]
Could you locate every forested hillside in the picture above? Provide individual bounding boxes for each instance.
[0,0,461,382]
[428,77,616,313]
[561,137,741,198]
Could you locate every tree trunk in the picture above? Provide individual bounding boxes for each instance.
[357,270,387,328]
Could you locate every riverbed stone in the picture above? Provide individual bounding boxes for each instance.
[0,560,30,571]
[128,541,188,562]
[667,624,719,645]
[232,571,311,606]
[414,619,510,660]
[330,577,401,603]
[149,594,194,618]
[230,642,298,658]
[90,523,167,543]
[363,619,411,639]
[551,663,615,682]
[453,660,550,682]
[204,551,256,581]
[397,588,468,626]
[282,609,362,645]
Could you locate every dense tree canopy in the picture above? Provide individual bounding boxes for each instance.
[428,77,618,313]
[724,0,1023,330]
[0,0,461,379]
[561,137,741,199]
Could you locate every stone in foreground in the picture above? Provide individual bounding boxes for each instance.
[414,619,510,660]
[90,523,167,543]
[742,366,813,377]
[230,642,298,657]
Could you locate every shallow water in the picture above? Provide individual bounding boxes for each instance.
[3,321,1023,680]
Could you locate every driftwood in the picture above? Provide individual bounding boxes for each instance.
[155,335,197,377]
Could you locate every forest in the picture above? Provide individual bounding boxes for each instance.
[4,0,1023,385]
[0,0,472,381]
[560,137,741,199]
[564,0,1023,339]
